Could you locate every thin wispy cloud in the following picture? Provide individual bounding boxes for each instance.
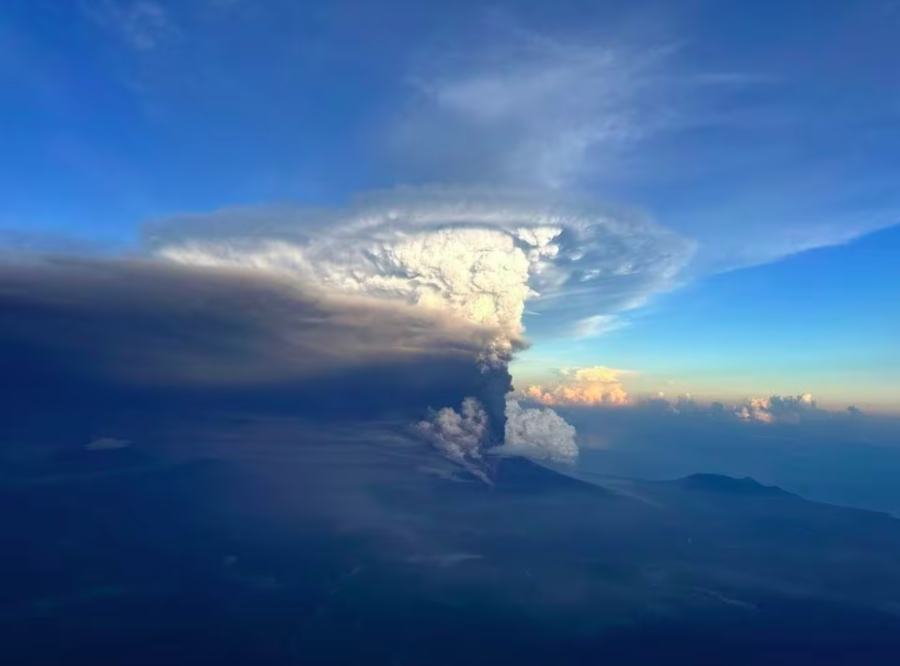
[391,19,899,272]
[571,314,629,339]
[86,436,131,451]
[394,28,680,190]
[82,0,175,52]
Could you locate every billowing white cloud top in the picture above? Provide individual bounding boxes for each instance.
[415,397,489,464]
[148,188,694,349]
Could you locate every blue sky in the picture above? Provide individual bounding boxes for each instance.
[1,0,898,411]
[516,224,900,411]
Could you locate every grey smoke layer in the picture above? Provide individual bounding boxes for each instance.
[0,258,509,442]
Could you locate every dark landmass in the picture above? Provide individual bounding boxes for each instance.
[669,473,793,496]
[3,426,900,665]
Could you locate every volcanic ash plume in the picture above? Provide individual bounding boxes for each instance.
[150,188,692,472]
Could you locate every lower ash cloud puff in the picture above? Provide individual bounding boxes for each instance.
[496,399,579,464]
[414,398,492,482]
[415,398,489,463]
[416,398,579,470]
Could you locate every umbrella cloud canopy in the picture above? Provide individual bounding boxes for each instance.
[149,188,694,346]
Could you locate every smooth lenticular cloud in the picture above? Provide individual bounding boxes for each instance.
[525,366,632,406]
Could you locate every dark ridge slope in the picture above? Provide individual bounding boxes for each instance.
[671,473,793,497]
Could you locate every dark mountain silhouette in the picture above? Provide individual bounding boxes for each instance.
[666,472,793,496]
[4,422,900,665]
[489,456,611,493]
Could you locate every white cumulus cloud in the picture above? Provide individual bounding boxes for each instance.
[735,393,819,425]
[525,366,631,407]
